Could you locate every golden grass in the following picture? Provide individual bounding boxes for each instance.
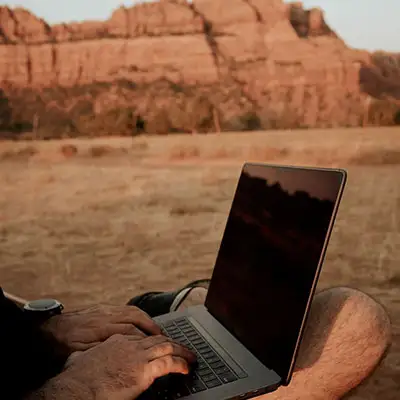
[0,126,399,399]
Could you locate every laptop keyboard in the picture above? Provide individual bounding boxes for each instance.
[141,317,239,399]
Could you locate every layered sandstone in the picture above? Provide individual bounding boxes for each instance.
[0,0,399,131]
[0,0,367,87]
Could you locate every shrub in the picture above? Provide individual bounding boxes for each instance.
[145,109,172,135]
[0,89,12,130]
[394,110,400,125]
[77,108,142,137]
[60,144,78,158]
[368,100,400,126]
[88,145,128,158]
[224,111,262,131]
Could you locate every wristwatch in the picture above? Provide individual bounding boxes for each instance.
[23,298,64,325]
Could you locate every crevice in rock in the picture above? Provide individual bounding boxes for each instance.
[26,47,32,84]
[169,0,258,109]
[179,0,225,73]
[76,64,83,85]
[0,26,7,43]
[123,6,131,39]
[7,7,22,42]
[51,44,58,81]
[242,0,263,23]
[46,21,59,83]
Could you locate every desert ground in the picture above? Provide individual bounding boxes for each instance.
[0,127,399,399]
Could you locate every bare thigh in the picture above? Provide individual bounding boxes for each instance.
[257,287,391,400]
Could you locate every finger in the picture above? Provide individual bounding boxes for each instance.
[114,324,147,338]
[148,355,190,380]
[129,334,169,348]
[64,351,84,369]
[77,324,146,343]
[113,307,162,335]
[145,337,197,363]
[69,341,102,351]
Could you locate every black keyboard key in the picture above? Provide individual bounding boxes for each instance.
[176,326,189,331]
[187,333,200,341]
[214,366,231,375]
[200,372,218,382]
[204,354,220,364]
[200,348,216,363]
[209,360,225,369]
[191,338,204,346]
[166,327,180,334]
[196,360,209,368]
[171,334,185,342]
[194,342,209,351]
[197,365,212,373]
[188,381,206,394]
[197,366,209,374]
[197,368,214,377]
[220,373,237,384]
[197,362,209,371]
[205,379,222,389]
[170,329,183,335]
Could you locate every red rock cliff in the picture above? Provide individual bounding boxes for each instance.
[0,0,399,131]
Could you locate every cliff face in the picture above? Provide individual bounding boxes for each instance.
[0,0,399,136]
[0,0,364,87]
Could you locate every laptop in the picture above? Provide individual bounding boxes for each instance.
[141,163,347,400]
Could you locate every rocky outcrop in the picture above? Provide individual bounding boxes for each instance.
[0,0,366,87]
[0,6,51,44]
[0,0,399,134]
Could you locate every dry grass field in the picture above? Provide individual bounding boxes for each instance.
[0,127,399,399]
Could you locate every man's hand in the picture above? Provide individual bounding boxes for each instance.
[41,305,162,354]
[30,334,196,400]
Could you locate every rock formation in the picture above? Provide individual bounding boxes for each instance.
[0,0,399,137]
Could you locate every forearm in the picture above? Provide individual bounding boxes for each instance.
[26,375,94,400]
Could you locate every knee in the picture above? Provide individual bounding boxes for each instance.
[322,287,392,361]
[309,287,392,398]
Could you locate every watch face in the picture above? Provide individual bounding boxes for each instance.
[25,299,62,312]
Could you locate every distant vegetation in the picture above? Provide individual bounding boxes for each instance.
[1,77,399,140]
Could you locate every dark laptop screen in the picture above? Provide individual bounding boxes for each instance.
[205,163,345,383]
